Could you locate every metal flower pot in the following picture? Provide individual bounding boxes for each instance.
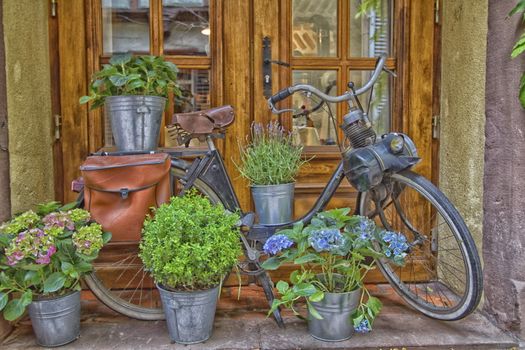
[308,287,362,342]
[157,284,220,344]
[105,95,166,152]
[251,182,294,225]
[28,290,81,347]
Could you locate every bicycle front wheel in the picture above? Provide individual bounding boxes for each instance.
[358,170,482,320]
[83,166,223,320]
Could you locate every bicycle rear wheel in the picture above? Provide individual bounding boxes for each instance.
[83,166,222,320]
[358,170,482,320]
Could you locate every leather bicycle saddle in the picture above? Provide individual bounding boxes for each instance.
[171,105,235,135]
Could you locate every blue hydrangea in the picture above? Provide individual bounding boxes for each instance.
[308,229,346,252]
[381,231,409,259]
[263,234,294,255]
[356,216,376,241]
[354,318,371,333]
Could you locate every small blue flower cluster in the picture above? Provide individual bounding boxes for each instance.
[356,217,376,241]
[263,234,294,255]
[354,318,371,333]
[382,231,409,258]
[308,229,346,252]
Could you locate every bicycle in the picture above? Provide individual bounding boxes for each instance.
[79,54,482,325]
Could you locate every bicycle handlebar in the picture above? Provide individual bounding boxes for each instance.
[268,54,388,114]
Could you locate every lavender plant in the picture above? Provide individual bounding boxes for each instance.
[261,208,409,333]
[236,122,308,185]
[0,203,111,321]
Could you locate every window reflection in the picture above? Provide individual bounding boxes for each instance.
[163,0,210,56]
[102,0,150,54]
[349,0,391,57]
[349,70,390,135]
[174,69,210,113]
[292,70,338,146]
[292,0,337,57]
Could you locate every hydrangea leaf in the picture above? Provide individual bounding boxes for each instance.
[43,272,66,293]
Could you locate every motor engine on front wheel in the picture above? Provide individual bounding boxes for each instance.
[343,133,420,192]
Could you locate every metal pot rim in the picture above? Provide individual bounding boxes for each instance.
[156,283,220,295]
[105,95,167,101]
[32,289,80,303]
[250,182,295,188]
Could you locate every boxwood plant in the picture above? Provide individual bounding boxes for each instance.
[261,208,409,333]
[0,202,111,321]
[139,191,242,290]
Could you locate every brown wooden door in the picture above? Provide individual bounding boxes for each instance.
[53,1,438,286]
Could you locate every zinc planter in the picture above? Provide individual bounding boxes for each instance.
[157,284,220,344]
[308,288,361,342]
[251,183,294,225]
[27,290,81,347]
[105,95,166,152]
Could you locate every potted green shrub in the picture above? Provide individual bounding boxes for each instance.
[0,202,111,347]
[80,53,181,151]
[262,208,409,342]
[139,191,241,344]
[237,122,307,224]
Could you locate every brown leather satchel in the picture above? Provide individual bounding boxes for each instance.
[80,153,171,242]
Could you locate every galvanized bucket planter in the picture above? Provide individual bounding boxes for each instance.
[308,288,362,342]
[105,95,166,152]
[28,290,81,347]
[157,284,220,344]
[251,182,294,225]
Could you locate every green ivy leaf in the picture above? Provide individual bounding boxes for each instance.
[276,280,289,294]
[102,232,112,245]
[307,302,323,320]
[308,290,324,302]
[109,75,129,87]
[3,292,31,321]
[74,261,93,273]
[367,295,382,315]
[261,256,282,270]
[294,253,321,264]
[109,52,132,66]
[292,282,317,296]
[43,272,66,293]
[0,292,8,311]
[79,95,92,104]
[509,0,525,18]
[520,73,525,108]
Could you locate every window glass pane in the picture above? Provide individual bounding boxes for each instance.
[292,70,338,146]
[165,69,211,147]
[349,0,391,57]
[174,69,210,112]
[349,70,390,135]
[102,0,150,54]
[163,0,210,56]
[292,0,338,57]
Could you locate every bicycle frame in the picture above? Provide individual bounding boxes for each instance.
[166,136,346,241]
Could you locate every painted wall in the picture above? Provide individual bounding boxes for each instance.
[483,1,525,339]
[440,0,488,258]
[3,0,54,213]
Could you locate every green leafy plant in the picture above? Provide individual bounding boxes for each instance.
[236,122,308,185]
[0,202,111,321]
[79,53,182,110]
[509,1,525,108]
[139,191,242,290]
[261,208,409,333]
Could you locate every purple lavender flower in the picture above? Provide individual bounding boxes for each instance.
[263,234,294,255]
[308,229,346,252]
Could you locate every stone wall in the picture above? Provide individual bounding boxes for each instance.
[440,0,487,263]
[3,0,54,213]
[483,0,525,340]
